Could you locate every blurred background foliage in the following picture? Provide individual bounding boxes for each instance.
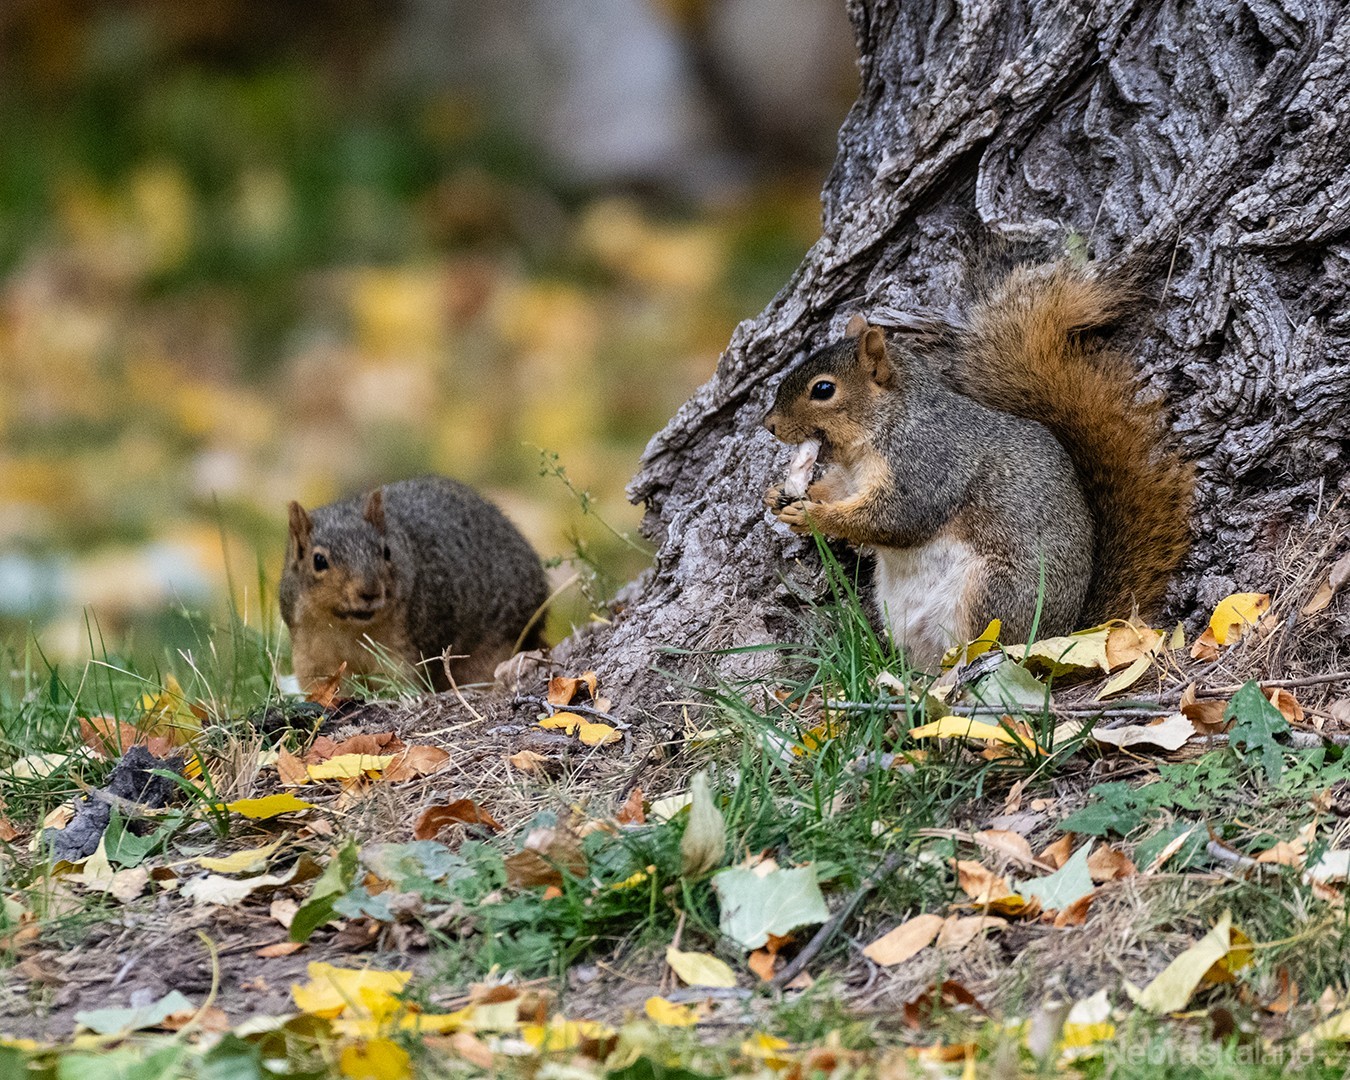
[0,0,855,664]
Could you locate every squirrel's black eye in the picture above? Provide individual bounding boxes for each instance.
[382,544,392,561]
[312,552,329,572]
[810,380,836,401]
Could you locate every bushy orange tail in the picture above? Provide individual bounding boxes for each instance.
[956,263,1194,622]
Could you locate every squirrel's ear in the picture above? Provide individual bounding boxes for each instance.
[287,502,312,553]
[363,489,387,532]
[859,326,891,386]
[844,313,868,339]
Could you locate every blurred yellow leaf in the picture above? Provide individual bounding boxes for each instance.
[339,1037,411,1080]
[196,839,283,875]
[665,946,737,988]
[520,1016,614,1052]
[291,963,411,1019]
[538,713,584,734]
[644,996,699,1027]
[1125,911,1250,1013]
[909,717,1031,746]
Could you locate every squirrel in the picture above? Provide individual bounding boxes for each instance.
[280,475,549,692]
[763,262,1194,671]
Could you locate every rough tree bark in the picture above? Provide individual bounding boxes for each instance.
[559,0,1350,705]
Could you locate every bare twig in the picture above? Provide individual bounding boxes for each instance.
[770,849,906,990]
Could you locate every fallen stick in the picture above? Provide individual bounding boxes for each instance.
[770,848,906,990]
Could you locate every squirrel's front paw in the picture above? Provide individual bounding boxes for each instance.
[773,499,813,533]
[764,484,794,512]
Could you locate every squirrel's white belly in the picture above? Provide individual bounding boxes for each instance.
[872,536,983,670]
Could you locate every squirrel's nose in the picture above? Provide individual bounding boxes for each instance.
[763,412,777,435]
[358,588,383,606]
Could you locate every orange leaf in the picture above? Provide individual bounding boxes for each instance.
[747,949,777,982]
[1189,627,1220,661]
[863,914,944,966]
[1267,688,1304,725]
[307,663,347,709]
[331,732,405,757]
[0,818,18,842]
[257,941,306,958]
[1086,845,1136,882]
[384,745,451,782]
[509,750,548,773]
[1038,835,1075,869]
[276,748,309,787]
[80,716,143,758]
[412,799,501,840]
[547,672,598,706]
[616,787,646,825]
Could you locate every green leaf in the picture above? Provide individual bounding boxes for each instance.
[290,839,358,942]
[712,865,830,950]
[967,661,1050,711]
[1018,842,1094,910]
[1059,783,1147,837]
[73,990,195,1035]
[1225,681,1289,785]
[198,1036,267,1080]
[680,772,726,879]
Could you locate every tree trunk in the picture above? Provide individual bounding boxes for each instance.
[559,0,1350,706]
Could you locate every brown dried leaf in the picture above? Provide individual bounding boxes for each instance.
[509,750,548,773]
[1189,626,1220,662]
[863,913,945,966]
[0,817,19,842]
[973,830,1034,864]
[1086,845,1136,882]
[936,915,1006,949]
[1267,967,1298,1014]
[1302,552,1350,615]
[616,787,646,826]
[413,799,501,840]
[276,748,309,787]
[747,948,778,982]
[257,941,305,958]
[954,860,1013,904]
[1267,688,1304,726]
[1038,835,1075,870]
[383,745,451,782]
[307,663,347,709]
[903,981,985,1030]
[546,671,599,706]
[1105,622,1164,669]
[505,823,588,887]
[330,732,405,757]
[1182,695,1231,734]
[1052,892,1094,927]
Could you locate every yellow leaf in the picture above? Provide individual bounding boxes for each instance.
[520,1016,614,1052]
[225,793,316,819]
[644,996,699,1027]
[1003,629,1112,677]
[909,717,1027,745]
[862,913,944,966]
[1208,593,1271,646]
[740,1032,792,1068]
[665,946,737,988]
[307,754,396,780]
[291,962,411,1018]
[538,712,584,734]
[578,722,621,746]
[1125,911,1248,1013]
[339,1037,411,1080]
[196,839,283,874]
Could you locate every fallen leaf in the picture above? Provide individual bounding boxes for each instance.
[258,941,305,958]
[225,793,316,819]
[1208,592,1271,646]
[863,913,944,965]
[644,996,699,1027]
[1302,552,1350,615]
[973,829,1034,864]
[505,822,587,887]
[1104,622,1165,668]
[712,865,831,951]
[1256,821,1316,868]
[412,799,501,840]
[1039,835,1075,869]
[1091,713,1196,752]
[1189,627,1220,661]
[382,746,451,783]
[909,717,1035,747]
[509,750,548,773]
[276,748,309,787]
[291,961,411,1018]
[616,787,645,825]
[680,771,726,878]
[307,754,396,781]
[1180,686,1230,733]
[1086,845,1136,882]
[1004,628,1112,677]
[75,990,196,1035]
[936,914,1006,949]
[307,665,348,710]
[578,721,621,747]
[446,1031,495,1069]
[665,946,736,988]
[903,981,986,1029]
[197,839,284,875]
[1125,910,1251,1013]
[538,712,585,734]
[1019,842,1095,912]
[955,860,1014,904]
[1266,967,1298,1014]
[182,870,297,907]
[1267,688,1304,725]
[547,672,598,706]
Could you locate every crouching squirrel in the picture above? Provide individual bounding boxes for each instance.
[281,475,549,692]
[763,262,1194,670]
